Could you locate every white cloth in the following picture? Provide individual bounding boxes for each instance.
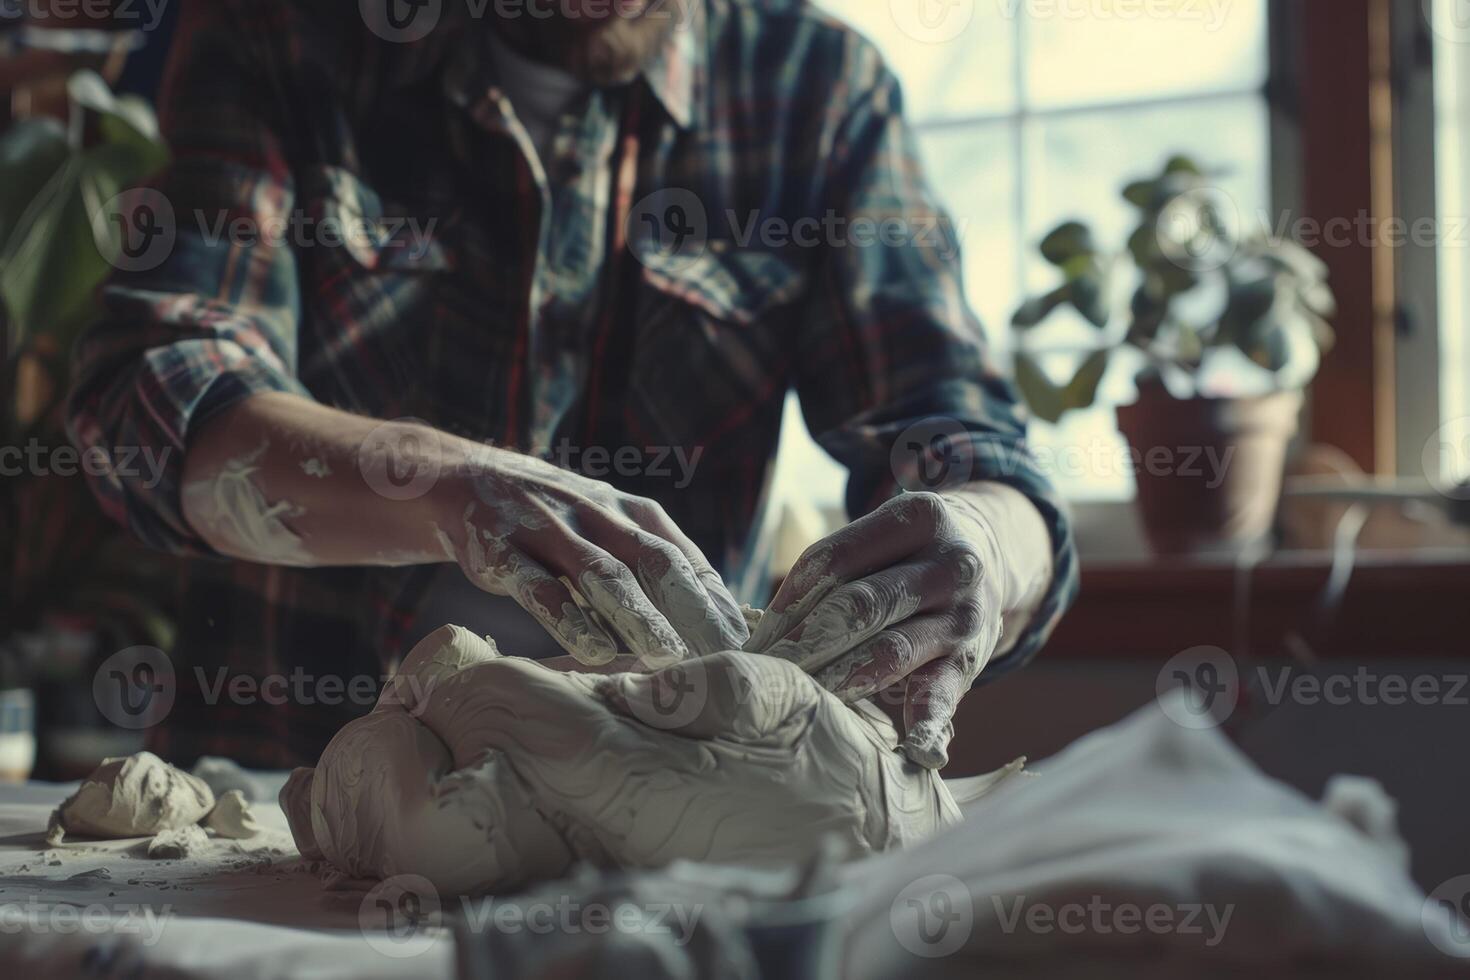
[836,696,1464,979]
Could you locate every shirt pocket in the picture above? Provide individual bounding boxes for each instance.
[295,166,455,415]
[627,242,806,467]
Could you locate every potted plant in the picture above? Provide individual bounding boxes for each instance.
[1011,156,1336,556]
[1,70,174,778]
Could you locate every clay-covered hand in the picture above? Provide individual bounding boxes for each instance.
[436,448,748,667]
[745,491,1009,769]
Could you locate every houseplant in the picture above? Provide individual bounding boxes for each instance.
[1,70,174,777]
[1011,155,1336,555]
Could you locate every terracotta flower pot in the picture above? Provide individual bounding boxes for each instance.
[1114,381,1302,557]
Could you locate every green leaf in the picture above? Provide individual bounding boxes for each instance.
[1070,274,1110,328]
[1130,282,1167,341]
[1127,223,1161,266]
[1012,285,1069,329]
[1260,240,1328,281]
[1297,278,1337,318]
[1307,311,1335,353]
[1171,321,1206,366]
[1123,180,1157,209]
[69,70,163,145]
[1014,351,1066,424]
[1155,262,1200,296]
[1062,349,1110,412]
[1039,221,1096,266]
[1164,155,1203,176]
[1241,309,1320,381]
[0,117,70,245]
[1155,171,1206,206]
[0,156,91,347]
[1218,276,1279,344]
[0,80,168,352]
[1059,254,1099,282]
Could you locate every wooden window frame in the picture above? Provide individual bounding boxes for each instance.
[1281,0,1402,475]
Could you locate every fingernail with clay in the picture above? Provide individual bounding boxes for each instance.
[655,570,731,657]
[833,674,879,704]
[901,721,954,770]
[743,610,787,654]
[558,605,619,667]
[701,572,751,650]
[633,621,689,671]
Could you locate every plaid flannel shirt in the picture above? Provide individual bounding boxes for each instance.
[67,0,1078,767]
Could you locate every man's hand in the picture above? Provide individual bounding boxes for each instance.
[744,486,1052,769]
[182,393,748,667]
[434,448,748,667]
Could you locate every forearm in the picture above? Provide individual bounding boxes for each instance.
[182,392,749,662]
[940,482,1054,658]
[181,391,471,567]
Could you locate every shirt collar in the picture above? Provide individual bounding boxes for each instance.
[639,7,701,130]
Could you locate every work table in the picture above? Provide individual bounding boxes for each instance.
[0,777,455,977]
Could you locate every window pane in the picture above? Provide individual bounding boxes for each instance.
[1023,97,1271,279]
[915,123,1021,348]
[771,391,849,515]
[1024,0,1268,109]
[811,1,1017,121]
[1434,0,1470,490]
[770,125,1020,519]
[1020,96,1272,500]
[787,3,1274,507]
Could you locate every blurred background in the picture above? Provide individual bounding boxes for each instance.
[1,0,1468,887]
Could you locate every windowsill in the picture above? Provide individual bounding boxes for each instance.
[1071,499,1152,562]
[1050,504,1470,660]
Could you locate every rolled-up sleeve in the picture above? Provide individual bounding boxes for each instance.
[793,46,1079,676]
[66,1,310,555]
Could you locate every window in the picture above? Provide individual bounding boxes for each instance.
[1431,0,1470,490]
[772,0,1274,511]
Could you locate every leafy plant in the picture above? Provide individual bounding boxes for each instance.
[1010,155,1336,424]
[0,71,174,662]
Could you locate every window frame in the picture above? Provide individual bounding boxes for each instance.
[1393,0,1459,485]
[1273,0,1470,483]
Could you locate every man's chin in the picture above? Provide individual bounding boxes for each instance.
[487,0,686,85]
[572,10,681,86]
